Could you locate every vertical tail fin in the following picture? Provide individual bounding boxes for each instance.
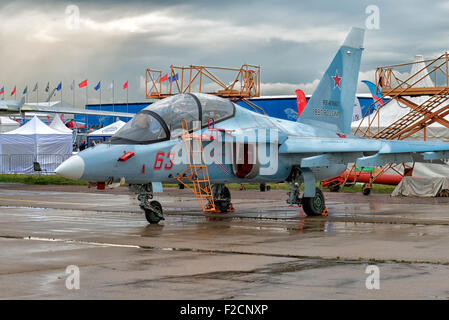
[298,27,365,134]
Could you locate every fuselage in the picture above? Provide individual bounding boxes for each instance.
[56,101,347,184]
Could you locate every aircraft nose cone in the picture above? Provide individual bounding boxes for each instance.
[55,155,85,180]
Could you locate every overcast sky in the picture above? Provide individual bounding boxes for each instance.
[0,0,448,107]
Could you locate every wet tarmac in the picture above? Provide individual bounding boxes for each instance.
[0,184,448,299]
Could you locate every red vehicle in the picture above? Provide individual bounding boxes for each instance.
[322,168,403,195]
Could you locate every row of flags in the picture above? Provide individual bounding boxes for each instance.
[77,80,129,91]
[1,73,178,97]
[0,80,130,97]
[160,73,178,83]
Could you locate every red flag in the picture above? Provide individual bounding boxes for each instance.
[78,80,87,88]
[10,86,16,96]
[160,74,168,83]
[295,89,307,119]
[123,81,128,89]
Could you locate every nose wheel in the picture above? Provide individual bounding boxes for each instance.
[130,183,165,224]
[143,200,165,224]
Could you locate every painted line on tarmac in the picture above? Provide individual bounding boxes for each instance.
[2,234,448,267]
[0,197,114,207]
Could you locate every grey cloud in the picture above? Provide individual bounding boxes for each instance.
[0,0,447,106]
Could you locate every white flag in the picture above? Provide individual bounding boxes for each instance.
[108,82,114,90]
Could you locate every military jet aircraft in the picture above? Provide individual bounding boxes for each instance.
[55,27,449,224]
[0,97,26,113]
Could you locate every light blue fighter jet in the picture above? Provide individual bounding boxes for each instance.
[55,28,449,224]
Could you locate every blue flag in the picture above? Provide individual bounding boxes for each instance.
[169,73,179,83]
[94,81,101,91]
[56,82,62,91]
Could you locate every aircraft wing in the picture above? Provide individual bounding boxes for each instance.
[279,136,449,168]
[0,102,135,118]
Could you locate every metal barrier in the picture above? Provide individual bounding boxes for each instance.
[0,154,72,174]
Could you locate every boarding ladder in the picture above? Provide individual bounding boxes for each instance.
[174,120,216,212]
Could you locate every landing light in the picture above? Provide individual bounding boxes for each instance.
[118,151,135,162]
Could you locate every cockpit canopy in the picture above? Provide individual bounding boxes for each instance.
[111,93,235,144]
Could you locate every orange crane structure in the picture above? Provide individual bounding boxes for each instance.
[343,53,449,193]
[145,64,265,114]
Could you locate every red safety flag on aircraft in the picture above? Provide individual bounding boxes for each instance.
[295,89,307,119]
[160,74,168,83]
[10,86,16,96]
[78,80,87,88]
[123,81,128,89]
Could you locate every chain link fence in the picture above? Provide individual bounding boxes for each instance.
[0,154,72,174]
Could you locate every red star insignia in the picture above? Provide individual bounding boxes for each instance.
[332,71,342,89]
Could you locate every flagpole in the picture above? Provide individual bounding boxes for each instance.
[26,86,28,103]
[100,81,102,110]
[36,83,38,105]
[73,80,75,108]
[112,80,115,112]
[126,80,129,113]
[86,80,88,130]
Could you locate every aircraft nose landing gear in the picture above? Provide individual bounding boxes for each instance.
[131,183,165,224]
[144,200,164,224]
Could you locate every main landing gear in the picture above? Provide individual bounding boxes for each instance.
[211,184,233,213]
[286,167,327,216]
[130,183,165,224]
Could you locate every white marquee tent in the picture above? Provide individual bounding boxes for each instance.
[87,120,126,145]
[49,115,73,134]
[0,116,73,173]
[87,120,126,137]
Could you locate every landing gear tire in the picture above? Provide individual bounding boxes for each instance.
[302,188,326,216]
[362,185,371,196]
[144,200,165,224]
[212,184,232,213]
[260,183,266,192]
[328,181,341,193]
